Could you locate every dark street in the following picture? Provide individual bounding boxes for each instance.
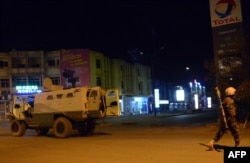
[1,110,249,163]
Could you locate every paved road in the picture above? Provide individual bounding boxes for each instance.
[0,110,249,163]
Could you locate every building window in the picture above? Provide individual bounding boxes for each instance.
[0,61,8,68]
[138,82,142,92]
[12,58,26,68]
[137,68,140,76]
[48,59,59,67]
[121,80,124,89]
[28,76,41,86]
[48,59,55,66]
[147,70,150,78]
[0,79,9,87]
[96,59,101,69]
[96,77,101,86]
[28,59,40,68]
[18,63,26,68]
[12,77,27,87]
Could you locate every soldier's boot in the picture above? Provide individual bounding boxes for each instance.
[208,139,215,150]
[235,138,240,147]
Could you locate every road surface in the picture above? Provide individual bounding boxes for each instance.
[0,110,249,163]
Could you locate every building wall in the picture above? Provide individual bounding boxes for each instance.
[0,52,10,99]
[0,48,152,116]
[110,58,151,96]
[134,64,151,96]
[103,55,112,89]
[5,50,44,96]
[110,58,151,115]
[89,50,111,88]
[44,49,110,89]
[0,49,151,94]
[44,50,61,85]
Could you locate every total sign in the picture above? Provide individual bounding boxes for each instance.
[209,0,242,27]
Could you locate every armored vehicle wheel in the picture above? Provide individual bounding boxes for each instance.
[53,117,72,138]
[10,120,26,137]
[35,128,49,136]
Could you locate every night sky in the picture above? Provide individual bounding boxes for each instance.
[0,1,249,85]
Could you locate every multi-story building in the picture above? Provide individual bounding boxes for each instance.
[45,50,61,85]
[0,48,152,118]
[111,59,151,115]
[0,50,45,99]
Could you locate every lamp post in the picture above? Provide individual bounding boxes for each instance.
[151,46,166,116]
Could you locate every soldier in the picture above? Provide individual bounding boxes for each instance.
[208,87,240,149]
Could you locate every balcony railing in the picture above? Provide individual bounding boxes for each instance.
[11,68,43,73]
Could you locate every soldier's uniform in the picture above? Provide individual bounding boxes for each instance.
[208,87,240,149]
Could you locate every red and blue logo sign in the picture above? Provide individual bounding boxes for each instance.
[215,0,236,18]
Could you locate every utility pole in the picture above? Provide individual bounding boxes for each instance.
[151,23,157,117]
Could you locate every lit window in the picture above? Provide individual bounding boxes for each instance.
[12,77,26,87]
[28,76,41,86]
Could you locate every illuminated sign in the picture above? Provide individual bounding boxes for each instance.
[207,97,212,108]
[154,89,160,108]
[16,86,41,94]
[60,49,91,88]
[209,0,242,27]
[176,90,185,101]
[160,100,169,104]
[194,94,199,109]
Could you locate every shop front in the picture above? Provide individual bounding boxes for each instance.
[120,95,149,116]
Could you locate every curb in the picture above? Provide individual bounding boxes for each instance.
[106,109,217,125]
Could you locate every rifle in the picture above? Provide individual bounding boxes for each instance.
[215,87,228,129]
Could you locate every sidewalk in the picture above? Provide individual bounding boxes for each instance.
[101,108,218,126]
[0,108,217,124]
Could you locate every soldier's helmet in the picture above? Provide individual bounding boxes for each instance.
[225,87,236,96]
